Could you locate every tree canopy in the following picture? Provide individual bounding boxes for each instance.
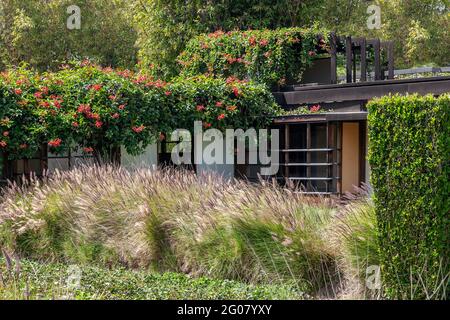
[0,0,448,75]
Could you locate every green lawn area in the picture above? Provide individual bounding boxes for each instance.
[0,258,307,300]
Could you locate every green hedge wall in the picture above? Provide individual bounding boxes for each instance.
[178,27,329,89]
[0,63,280,162]
[368,94,450,299]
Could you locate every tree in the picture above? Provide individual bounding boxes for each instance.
[132,0,449,77]
[0,0,138,71]
[315,0,449,68]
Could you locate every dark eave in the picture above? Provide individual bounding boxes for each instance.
[273,76,450,106]
[274,112,367,124]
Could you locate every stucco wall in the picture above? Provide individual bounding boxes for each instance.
[342,122,360,193]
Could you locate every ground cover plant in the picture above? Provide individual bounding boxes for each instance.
[0,254,305,300]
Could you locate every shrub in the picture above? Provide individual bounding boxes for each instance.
[178,27,329,89]
[165,75,280,131]
[0,64,279,162]
[0,68,48,159]
[368,94,450,299]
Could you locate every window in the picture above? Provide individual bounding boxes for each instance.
[0,145,94,183]
[277,122,342,194]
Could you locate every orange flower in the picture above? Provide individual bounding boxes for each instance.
[310,104,321,112]
[95,120,103,128]
[53,100,62,109]
[34,91,43,99]
[196,105,205,112]
[14,88,22,95]
[91,84,102,91]
[48,138,62,148]
[83,147,94,153]
[217,113,225,120]
[226,105,237,111]
[77,104,91,113]
[132,125,145,133]
[0,141,7,148]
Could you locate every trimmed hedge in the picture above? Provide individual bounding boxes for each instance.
[178,27,329,89]
[0,63,280,161]
[368,94,449,299]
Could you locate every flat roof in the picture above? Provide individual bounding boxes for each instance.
[273,76,450,105]
[274,112,367,124]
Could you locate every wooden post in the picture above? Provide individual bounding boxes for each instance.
[374,39,381,80]
[41,144,48,177]
[284,124,289,179]
[337,122,343,195]
[346,36,353,83]
[306,123,311,191]
[353,46,357,82]
[387,41,395,79]
[326,123,331,193]
[360,38,367,82]
[330,32,337,84]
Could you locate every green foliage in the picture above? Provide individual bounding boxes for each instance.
[319,0,449,68]
[0,64,279,161]
[167,75,280,130]
[1,1,447,73]
[0,257,306,300]
[178,28,329,89]
[132,0,449,77]
[0,0,137,71]
[0,68,47,158]
[368,94,450,299]
[132,0,324,79]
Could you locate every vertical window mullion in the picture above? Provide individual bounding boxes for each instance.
[284,124,290,180]
[326,122,330,194]
[306,123,311,192]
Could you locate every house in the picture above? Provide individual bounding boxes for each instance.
[1,34,449,195]
[236,35,449,194]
